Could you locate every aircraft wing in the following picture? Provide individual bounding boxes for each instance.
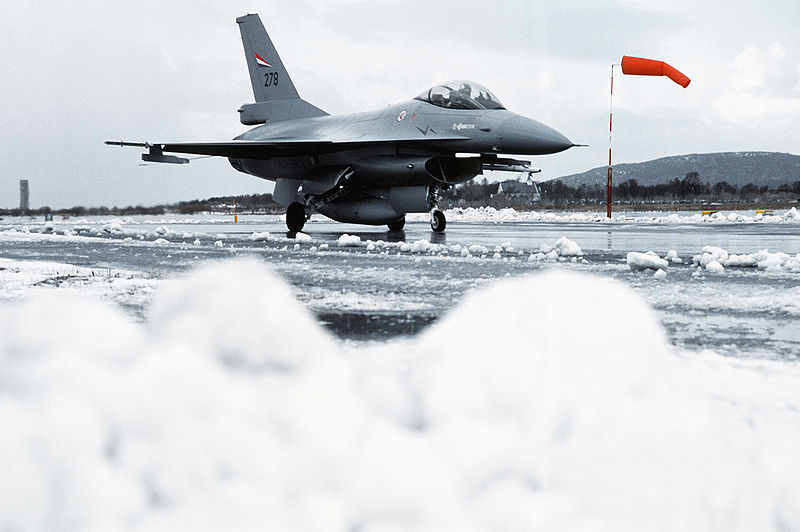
[106,135,468,162]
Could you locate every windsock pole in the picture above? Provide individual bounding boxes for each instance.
[607,64,618,218]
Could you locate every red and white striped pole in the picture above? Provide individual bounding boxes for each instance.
[607,63,619,219]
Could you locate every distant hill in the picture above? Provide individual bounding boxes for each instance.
[554,152,800,188]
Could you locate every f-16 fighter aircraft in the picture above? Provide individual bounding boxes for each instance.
[107,14,575,232]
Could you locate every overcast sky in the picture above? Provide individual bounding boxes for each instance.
[1,0,798,209]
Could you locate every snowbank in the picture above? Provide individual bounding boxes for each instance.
[404,206,800,225]
[1,260,799,530]
[692,246,800,273]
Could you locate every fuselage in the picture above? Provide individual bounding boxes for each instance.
[230,99,572,185]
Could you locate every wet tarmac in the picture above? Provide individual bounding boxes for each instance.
[1,214,799,357]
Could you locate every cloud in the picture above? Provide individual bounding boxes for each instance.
[715,91,800,125]
[731,42,786,92]
[716,42,800,124]
[797,61,800,91]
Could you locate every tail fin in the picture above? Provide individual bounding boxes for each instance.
[236,14,328,124]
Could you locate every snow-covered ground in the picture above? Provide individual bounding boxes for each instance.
[1,259,799,530]
[3,205,800,231]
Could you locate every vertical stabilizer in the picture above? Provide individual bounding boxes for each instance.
[237,13,299,102]
[236,14,328,123]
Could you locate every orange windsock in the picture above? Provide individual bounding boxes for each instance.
[621,56,691,88]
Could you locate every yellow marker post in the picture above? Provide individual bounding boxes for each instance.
[233,199,238,223]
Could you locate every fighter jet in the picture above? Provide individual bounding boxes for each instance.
[107,13,575,232]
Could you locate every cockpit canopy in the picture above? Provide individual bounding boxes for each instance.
[415,81,505,110]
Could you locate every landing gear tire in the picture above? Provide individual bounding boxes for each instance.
[430,210,446,232]
[387,217,405,231]
[286,202,306,232]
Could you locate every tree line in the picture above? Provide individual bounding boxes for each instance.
[442,172,800,209]
[0,193,283,217]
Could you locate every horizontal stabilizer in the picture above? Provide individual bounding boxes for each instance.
[238,99,327,125]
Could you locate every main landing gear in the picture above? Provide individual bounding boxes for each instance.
[430,210,446,232]
[387,217,405,232]
[286,202,306,232]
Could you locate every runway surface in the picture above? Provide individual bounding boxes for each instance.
[2,211,799,358]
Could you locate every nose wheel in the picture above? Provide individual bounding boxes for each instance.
[286,202,306,232]
[430,210,446,232]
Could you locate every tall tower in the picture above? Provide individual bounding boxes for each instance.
[19,180,30,214]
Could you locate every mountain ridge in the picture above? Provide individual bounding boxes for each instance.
[553,152,800,188]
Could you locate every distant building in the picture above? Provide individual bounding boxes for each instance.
[19,180,29,213]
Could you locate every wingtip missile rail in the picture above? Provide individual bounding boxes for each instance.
[105,141,190,164]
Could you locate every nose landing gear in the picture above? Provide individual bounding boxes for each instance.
[430,210,446,232]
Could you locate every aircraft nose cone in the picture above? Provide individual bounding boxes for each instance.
[498,115,573,155]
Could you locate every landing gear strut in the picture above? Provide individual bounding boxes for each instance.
[387,217,405,232]
[286,202,306,232]
[430,210,446,232]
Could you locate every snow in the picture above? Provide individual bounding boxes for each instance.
[337,234,362,247]
[653,268,667,280]
[103,222,124,234]
[553,236,582,256]
[1,260,799,530]
[410,240,431,253]
[698,245,729,268]
[666,249,683,264]
[404,206,800,225]
[705,260,725,274]
[249,231,271,241]
[691,246,800,273]
[627,251,669,271]
[294,232,313,243]
[0,258,158,309]
[468,244,489,255]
